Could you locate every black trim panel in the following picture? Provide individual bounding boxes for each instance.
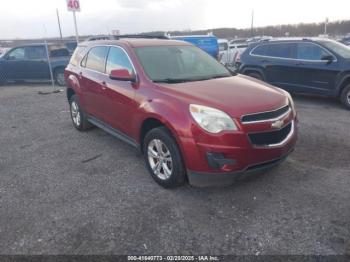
[88,116,139,148]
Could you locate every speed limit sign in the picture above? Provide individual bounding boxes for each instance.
[67,0,81,12]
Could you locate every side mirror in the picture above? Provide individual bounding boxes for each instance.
[109,69,136,82]
[321,55,334,64]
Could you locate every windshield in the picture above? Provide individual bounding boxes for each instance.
[134,45,231,83]
[321,40,350,59]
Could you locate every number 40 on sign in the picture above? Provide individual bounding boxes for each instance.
[67,0,81,12]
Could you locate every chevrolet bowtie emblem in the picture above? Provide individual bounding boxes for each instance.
[271,119,284,129]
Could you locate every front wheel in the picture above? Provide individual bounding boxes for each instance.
[143,127,186,188]
[340,84,350,110]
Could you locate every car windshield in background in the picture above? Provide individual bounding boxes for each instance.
[134,46,231,83]
[321,40,350,59]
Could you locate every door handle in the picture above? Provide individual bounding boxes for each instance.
[101,81,107,90]
[261,59,270,63]
[295,62,305,66]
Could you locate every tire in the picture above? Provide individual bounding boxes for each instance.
[247,72,263,80]
[340,84,350,110]
[54,68,66,86]
[0,71,6,86]
[143,127,186,188]
[69,95,93,131]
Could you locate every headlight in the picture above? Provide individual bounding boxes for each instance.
[287,96,296,116]
[189,104,238,133]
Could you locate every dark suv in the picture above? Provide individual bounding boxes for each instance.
[0,43,70,86]
[237,38,350,109]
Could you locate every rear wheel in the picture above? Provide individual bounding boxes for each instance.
[0,71,6,86]
[247,72,263,81]
[54,68,66,86]
[340,84,350,110]
[143,127,186,188]
[69,95,93,131]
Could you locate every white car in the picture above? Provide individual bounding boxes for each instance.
[219,39,248,66]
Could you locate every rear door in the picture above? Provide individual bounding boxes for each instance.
[252,42,297,89]
[79,46,109,120]
[293,42,340,95]
[103,46,136,135]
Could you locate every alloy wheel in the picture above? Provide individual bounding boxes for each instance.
[71,101,81,127]
[147,139,173,180]
[56,72,65,86]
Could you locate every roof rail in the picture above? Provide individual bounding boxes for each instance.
[116,34,169,40]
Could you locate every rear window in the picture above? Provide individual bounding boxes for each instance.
[85,46,109,72]
[69,46,86,66]
[252,43,294,59]
[50,48,70,57]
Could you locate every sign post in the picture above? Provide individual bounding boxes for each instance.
[66,0,81,43]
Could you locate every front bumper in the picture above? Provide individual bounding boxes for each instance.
[178,116,298,187]
[187,148,293,187]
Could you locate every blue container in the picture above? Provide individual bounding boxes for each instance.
[171,35,219,59]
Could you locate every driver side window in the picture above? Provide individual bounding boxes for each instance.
[7,47,26,60]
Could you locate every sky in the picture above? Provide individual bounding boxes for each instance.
[0,0,349,39]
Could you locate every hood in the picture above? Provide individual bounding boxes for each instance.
[157,74,288,118]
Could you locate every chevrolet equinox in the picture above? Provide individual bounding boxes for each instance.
[65,39,298,188]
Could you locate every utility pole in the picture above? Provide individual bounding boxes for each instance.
[56,9,63,41]
[251,9,254,37]
[73,11,79,43]
[325,17,329,35]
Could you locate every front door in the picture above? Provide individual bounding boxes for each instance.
[3,47,30,80]
[103,46,137,136]
[293,42,340,95]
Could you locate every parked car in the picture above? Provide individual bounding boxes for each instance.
[219,39,249,66]
[65,41,78,54]
[65,39,297,188]
[0,43,70,86]
[170,34,219,59]
[237,38,350,109]
[340,36,350,46]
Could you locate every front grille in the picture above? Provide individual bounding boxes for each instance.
[241,105,290,124]
[248,122,292,147]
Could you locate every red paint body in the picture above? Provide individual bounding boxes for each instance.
[65,39,298,179]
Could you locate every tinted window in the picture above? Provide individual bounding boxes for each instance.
[106,47,134,75]
[85,46,108,72]
[266,43,294,58]
[26,46,46,60]
[252,43,294,58]
[50,48,70,57]
[296,43,329,60]
[251,44,269,56]
[7,47,26,60]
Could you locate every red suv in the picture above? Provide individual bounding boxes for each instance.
[65,39,298,188]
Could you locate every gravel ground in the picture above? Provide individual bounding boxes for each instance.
[0,84,349,255]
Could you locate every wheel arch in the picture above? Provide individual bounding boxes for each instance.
[241,66,266,81]
[337,74,350,97]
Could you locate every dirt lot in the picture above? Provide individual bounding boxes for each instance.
[0,84,349,255]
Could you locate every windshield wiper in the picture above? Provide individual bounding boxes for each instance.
[153,78,192,83]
